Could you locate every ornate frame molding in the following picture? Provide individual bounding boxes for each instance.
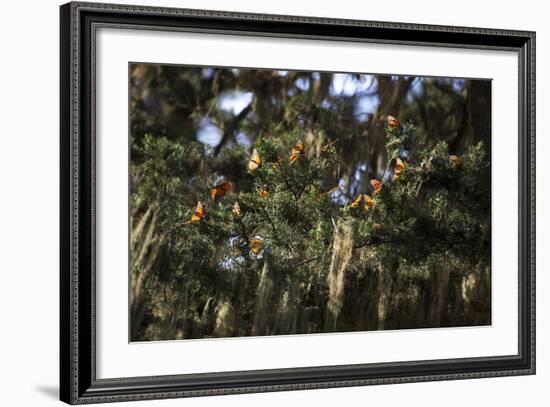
[60,2,535,404]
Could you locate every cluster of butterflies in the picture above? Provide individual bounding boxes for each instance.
[348,179,381,214]
[186,178,234,224]
[187,131,410,220]
[186,140,332,255]
[346,115,400,212]
[187,174,236,222]
[247,140,306,174]
[346,157,404,214]
[183,116,465,258]
[187,182,265,254]
[185,118,447,247]
[188,141,308,224]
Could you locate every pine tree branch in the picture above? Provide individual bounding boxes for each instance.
[293,256,320,268]
[261,205,293,253]
[368,150,398,220]
[213,101,254,156]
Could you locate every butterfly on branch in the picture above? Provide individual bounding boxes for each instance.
[289,141,304,164]
[250,236,264,255]
[370,179,382,194]
[186,201,205,224]
[386,115,401,128]
[392,158,405,182]
[248,148,261,173]
[210,180,234,200]
[350,194,375,213]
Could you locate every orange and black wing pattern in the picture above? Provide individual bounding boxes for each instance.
[363,194,375,211]
[387,115,401,128]
[392,158,405,181]
[210,180,233,200]
[248,148,262,173]
[250,238,264,255]
[289,142,304,164]
[187,201,205,224]
[370,179,382,194]
[350,195,363,208]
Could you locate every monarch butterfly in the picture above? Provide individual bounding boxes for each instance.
[449,155,460,168]
[248,148,261,173]
[210,180,233,200]
[370,179,382,194]
[289,142,304,164]
[350,194,363,208]
[392,157,405,181]
[350,194,375,212]
[232,201,241,217]
[186,201,205,224]
[363,194,375,210]
[250,237,264,255]
[395,157,405,173]
[387,115,401,128]
[258,189,269,198]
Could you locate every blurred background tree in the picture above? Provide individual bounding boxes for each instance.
[130,64,491,340]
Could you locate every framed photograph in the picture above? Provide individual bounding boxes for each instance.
[60,1,535,404]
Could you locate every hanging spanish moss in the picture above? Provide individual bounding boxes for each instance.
[326,221,354,330]
[273,280,300,335]
[253,258,274,335]
[213,301,234,337]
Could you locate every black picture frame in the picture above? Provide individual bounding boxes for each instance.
[60,2,536,404]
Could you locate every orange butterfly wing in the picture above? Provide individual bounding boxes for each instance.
[248,149,261,173]
[221,180,233,192]
[210,180,233,200]
[363,194,375,210]
[395,158,405,173]
[350,195,362,208]
[250,238,264,254]
[392,158,405,181]
[190,201,205,223]
[387,115,401,128]
[289,142,304,163]
[370,179,382,194]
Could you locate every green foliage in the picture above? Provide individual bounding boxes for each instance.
[132,119,490,340]
[129,66,491,340]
